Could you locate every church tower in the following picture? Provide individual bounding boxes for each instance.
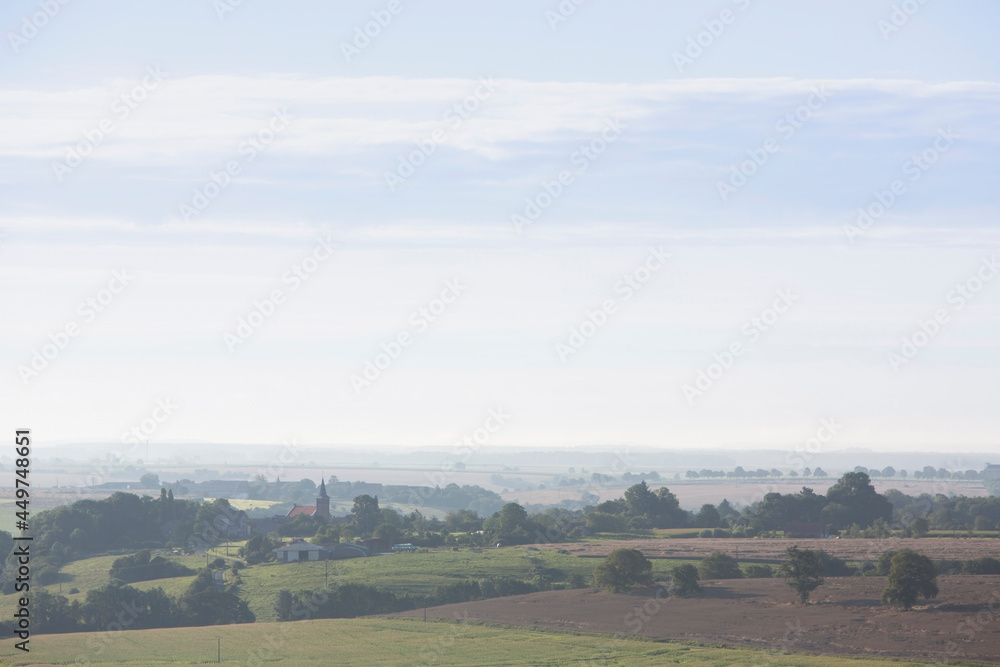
[316,477,331,518]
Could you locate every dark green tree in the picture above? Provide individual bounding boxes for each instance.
[781,545,825,603]
[881,549,938,610]
[593,548,654,593]
[825,472,892,529]
[351,495,381,537]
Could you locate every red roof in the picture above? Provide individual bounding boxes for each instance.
[287,505,316,518]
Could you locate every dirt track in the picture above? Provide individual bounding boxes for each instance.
[536,537,1000,563]
[397,576,1000,664]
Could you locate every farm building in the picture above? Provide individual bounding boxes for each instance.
[392,543,418,552]
[273,540,370,562]
[324,542,369,560]
[274,540,328,562]
[784,522,827,538]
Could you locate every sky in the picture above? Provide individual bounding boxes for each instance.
[1,0,998,455]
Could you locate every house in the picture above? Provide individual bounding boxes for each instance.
[219,509,251,539]
[785,522,827,538]
[285,478,332,519]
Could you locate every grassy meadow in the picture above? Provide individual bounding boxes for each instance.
[0,616,963,666]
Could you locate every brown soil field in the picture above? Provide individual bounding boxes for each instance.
[536,537,1000,562]
[396,576,1000,664]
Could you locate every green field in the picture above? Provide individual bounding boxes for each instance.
[0,617,956,666]
[240,547,610,621]
[0,547,710,624]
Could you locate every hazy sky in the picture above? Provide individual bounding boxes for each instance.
[2,1,998,453]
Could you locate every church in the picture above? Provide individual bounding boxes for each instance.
[286,478,331,519]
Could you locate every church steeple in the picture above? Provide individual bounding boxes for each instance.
[316,477,330,518]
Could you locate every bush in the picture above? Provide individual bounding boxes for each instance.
[109,551,195,584]
[698,552,742,579]
[816,550,852,577]
[744,564,773,578]
[963,557,1000,575]
[669,564,701,597]
[699,529,713,538]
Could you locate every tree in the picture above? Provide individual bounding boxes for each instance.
[239,535,276,565]
[910,517,930,538]
[781,545,824,603]
[669,563,701,597]
[824,472,892,529]
[140,472,160,489]
[695,504,723,528]
[351,495,381,536]
[593,548,654,593]
[698,551,742,579]
[881,549,938,610]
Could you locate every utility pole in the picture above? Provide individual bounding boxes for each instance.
[325,559,329,588]
[217,637,220,663]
